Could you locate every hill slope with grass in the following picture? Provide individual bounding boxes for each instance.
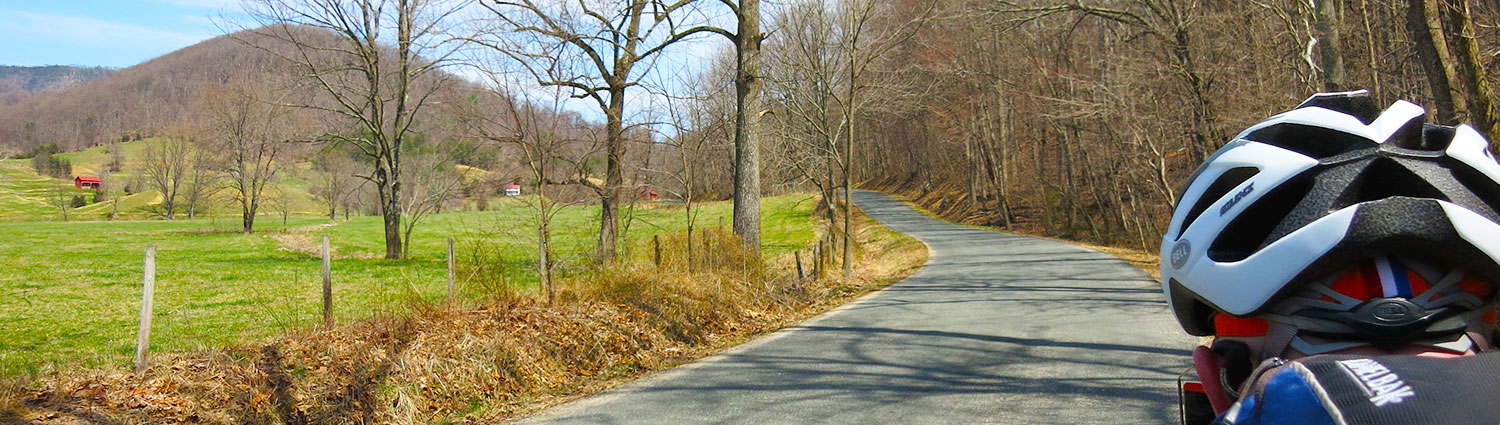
[0,139,326,221]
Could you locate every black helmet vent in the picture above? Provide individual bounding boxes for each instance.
[1331,157,1447,211]
[1208,172,1315,262]
[1295,91,1381,124]
[1415,124,1456,151]
[1246,123,1377,159]
[1177,167,1258,239]
[1450,163,1500,222]
[1382,117,1432,150]
[1169,278,1218,336]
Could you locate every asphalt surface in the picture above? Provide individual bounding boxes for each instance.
[517,191,1192,424]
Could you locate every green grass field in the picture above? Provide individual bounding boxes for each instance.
[0,195,817,376]
[0,162,96,220]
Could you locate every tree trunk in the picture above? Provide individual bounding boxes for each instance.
[243,198,257,234]
[732,0,764,256]
[1312,0,1346,91]
[1165,18,1221,162]
[598,87,626,263]
[990,85,1013,227]
[1444,0,1500,139]
[540,214,553,305]
[964,135,980,206]
[1358,0,1382,99]
[383,203,402,259]
[1407,0,1469,123]
[843,66,855,279]
[379,164,403,259]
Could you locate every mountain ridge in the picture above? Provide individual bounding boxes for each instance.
[0,25,482,155]
[0,65,113,106]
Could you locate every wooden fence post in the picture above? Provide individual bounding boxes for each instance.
[321,234,331,325]
[813,245,822,278]
[447,237,455,303]
[653,235,662,267]
[134,245,156,373]
[795,250,805,280]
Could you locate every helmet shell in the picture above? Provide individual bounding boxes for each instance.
[1161,91,1500,335]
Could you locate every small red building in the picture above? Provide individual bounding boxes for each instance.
[74,176,101,189]
[504,184,521,196]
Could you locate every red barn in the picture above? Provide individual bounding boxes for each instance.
[504,184,521,196]
[74,176,101,189]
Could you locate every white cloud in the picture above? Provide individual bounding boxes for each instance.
[1,11,211,49]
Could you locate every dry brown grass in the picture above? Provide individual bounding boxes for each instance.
[3,208,927,425]
[1071,242,1160,279]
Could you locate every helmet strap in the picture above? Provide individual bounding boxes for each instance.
[1259,322,1297,360]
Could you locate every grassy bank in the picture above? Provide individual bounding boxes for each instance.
[0,195,814,377]
[2,198,927,424]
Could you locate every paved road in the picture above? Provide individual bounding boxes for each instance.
[518,191,1192,424]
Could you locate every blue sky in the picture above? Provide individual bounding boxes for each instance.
[0,0,730,128]
[0,0,234,68]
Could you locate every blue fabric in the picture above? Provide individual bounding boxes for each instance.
[1213,367,1340,425]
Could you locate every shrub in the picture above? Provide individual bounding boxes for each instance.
[70,195,87,208]
[30,153,71,178]
[19,142,59,160]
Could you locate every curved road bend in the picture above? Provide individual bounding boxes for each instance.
[518,190,1192,424]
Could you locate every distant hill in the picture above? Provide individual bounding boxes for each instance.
[0,29,310,153]
[0,25,488,154]
[0,65,112,105]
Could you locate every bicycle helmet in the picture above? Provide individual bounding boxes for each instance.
[1161,90,1500,337]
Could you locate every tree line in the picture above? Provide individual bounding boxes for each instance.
[820,0,1500,249]
[6,0,1498,268]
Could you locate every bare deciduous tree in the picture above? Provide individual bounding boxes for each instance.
[237,0,468,258]
[475,0,718,263]
[182,142,220,219]
[1406,0,1468,123]
[1443,0,1499,139]
[206,81,291,233]
[142,135,191,219]
[650,70,731,269]
[399,149,468,258]
[460,80,596,304]
[50,185,71,222]
[311,149,365,220]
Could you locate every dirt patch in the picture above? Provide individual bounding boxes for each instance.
[267,224,339,257]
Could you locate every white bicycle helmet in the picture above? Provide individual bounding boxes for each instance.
[1161,90,1500,337]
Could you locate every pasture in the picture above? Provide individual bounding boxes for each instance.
[0,194,818,376]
